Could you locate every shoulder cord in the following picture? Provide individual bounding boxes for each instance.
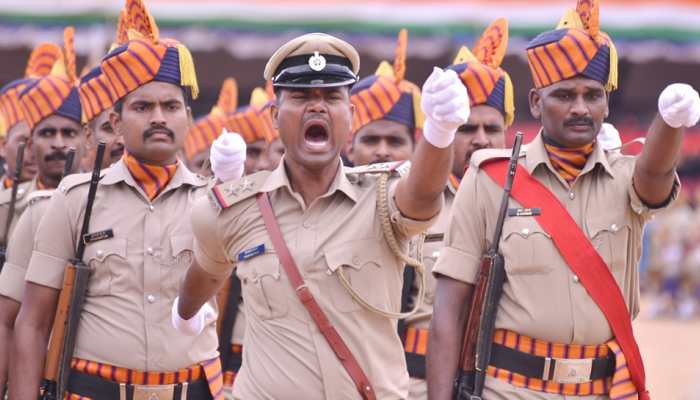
[336,172,426,319]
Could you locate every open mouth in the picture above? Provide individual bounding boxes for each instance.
[303,120,330,151]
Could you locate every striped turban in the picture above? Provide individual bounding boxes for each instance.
[225,83,278,145]
[78,7,132,123]
[0,42,62,136]
[447,18,515,127]
[184,78,239,161]
[18,27,82,131]
[100,0,199,105]
[350,29,424,137]
[526,0,618,91]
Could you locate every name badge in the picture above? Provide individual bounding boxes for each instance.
[83,229,114,244]
[507,208,541,217]
[238,244,266,262]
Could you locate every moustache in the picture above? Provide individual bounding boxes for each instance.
[44,151,68,162]
[563,117,594,127]
[143,127,175,141]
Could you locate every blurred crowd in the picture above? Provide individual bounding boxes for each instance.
[640,185,700,319]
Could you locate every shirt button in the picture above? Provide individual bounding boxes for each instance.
[302,220,312,229]
[568,191,575,200]
[521,228,530,235]
[610,223,618,232]
[147,247,154,255]
[146,294,156,303]
[352,256,361,266]
[573,275,580,283]
[96,250,104,257]
[149,205,155,212]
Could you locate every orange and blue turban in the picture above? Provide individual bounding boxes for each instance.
[447,18,515,127]
[225,82,278,145]
[526,0,618,91]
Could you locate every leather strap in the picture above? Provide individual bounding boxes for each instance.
[255,193,376,400]
[67,370,211,400]
[482,159,650,399]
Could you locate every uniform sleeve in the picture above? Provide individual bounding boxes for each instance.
[192,195,233,277]
[0,203,36,302]
[387,178,444,240]
[629,166,681,220]
[432,167,488,285]
[25,192,77,290]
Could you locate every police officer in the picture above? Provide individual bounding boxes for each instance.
[174,32,469,399]
[11,1,224,398]
[403,18,514,400]
[0,37,71,397]
[428,1,700,399]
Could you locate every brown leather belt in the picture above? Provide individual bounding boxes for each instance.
[256,193,376,400]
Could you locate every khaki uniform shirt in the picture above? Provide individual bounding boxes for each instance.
[404,183,456,329]
[0,189,53,302]
[25,159,219,371]
[192,159,440,400]
[0,179,37,247]
[434,133,678,347]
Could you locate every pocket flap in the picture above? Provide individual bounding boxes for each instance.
[84,237,127,262]
[170,234,193,256]
[324,238,394,273]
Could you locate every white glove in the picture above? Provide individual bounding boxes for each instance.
[597,122,621,151]
[171,296,216,336]
[210,130,247,182]
[420,67,470,148]
[658,83,700,128]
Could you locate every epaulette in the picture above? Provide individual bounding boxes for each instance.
[27,189,54,205]
[57,172,95,195]
[210,171,271,210]
[345,160,411,177]
[470,146,526,169]
[0,180,33,205]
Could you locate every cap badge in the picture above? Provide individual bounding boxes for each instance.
[308,51,326,72]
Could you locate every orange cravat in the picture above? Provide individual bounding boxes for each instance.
[543,141,594,183]
[123,152,178,201]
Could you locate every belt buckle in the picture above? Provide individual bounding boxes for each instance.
[132,384,176,400]
[551,358,594,384]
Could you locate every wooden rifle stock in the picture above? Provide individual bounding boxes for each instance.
[453,133,524,400]
[41,143,106,400]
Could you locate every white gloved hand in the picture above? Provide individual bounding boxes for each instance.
[210,130,247,182]
[420,67,470,148]
[597,122,621,151]
[171,296,216,336]
[658,83,700,128]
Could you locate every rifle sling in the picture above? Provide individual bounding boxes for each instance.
[255,193,376,400]
[482,159,649,399]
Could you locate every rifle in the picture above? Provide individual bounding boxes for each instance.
[453,132,523,400]
[41,142,105,400]
[216,274,243,373]
[0,141,26,272]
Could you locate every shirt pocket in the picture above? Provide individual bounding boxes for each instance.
[236,252,288,320]
[324,238,399,313]
[158,234,194,298]
[586,216,631,278]
[500,220,556,276]
[83,237,127,295]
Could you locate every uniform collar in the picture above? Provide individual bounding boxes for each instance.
[526,131,615,179]
[102,157,202,191]
[262,156,359,203]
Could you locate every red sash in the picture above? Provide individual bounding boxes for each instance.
[482,159,650,400]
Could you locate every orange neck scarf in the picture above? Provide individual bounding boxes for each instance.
[543,140,595,183]
[123,152,178,201]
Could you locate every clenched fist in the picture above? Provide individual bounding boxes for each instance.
[420,67,470,148]
[210,130,247,182]
[658,83,700,128]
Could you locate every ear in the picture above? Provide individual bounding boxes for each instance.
[109,110,123,138]
[529,88,543,120]
[604,91,610,118]
[186,106,194,128]
[348,102,356,131]
[271,103,279,130]
[83,125,95,148]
